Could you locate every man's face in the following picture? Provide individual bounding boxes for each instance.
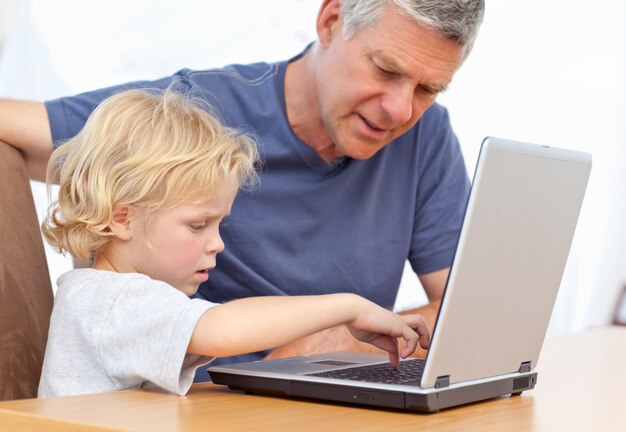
[314,2,464,159]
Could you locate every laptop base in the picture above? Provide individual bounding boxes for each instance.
[209,370,538,413]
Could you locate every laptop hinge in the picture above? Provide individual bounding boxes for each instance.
[435,375,450,388]
[518,361,532,373]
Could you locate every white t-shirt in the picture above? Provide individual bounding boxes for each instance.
[38,269,215,398]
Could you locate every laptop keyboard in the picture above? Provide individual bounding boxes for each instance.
[309,358,425,385]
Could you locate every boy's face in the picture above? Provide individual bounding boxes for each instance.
[123,174,239,296]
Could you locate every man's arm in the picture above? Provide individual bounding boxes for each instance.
[0,99,53,181]
[411,266,447,328]
[264,267,448,360]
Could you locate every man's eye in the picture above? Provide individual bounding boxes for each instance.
[418,85,443,96]
[377,65,396,77]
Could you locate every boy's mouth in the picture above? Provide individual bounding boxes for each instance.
[195,268,211,282]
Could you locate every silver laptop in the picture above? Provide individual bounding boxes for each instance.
[208,137,592,412]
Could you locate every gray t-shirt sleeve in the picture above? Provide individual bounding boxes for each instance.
[98,278,214,395]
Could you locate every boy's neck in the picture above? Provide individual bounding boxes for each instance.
[92,249,130,273]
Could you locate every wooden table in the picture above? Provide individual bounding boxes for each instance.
[1,327,625,431]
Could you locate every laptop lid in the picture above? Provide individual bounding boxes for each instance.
[421,137,592,387]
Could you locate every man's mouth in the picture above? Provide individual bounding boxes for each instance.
[359,114,387,133]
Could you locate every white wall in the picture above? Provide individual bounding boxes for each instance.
[1,1,624,335]
[400,1,626,336]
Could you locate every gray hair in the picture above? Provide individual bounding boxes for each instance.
[340,0,485,47]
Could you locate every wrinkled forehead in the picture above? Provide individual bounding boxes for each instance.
[360,10,464,79]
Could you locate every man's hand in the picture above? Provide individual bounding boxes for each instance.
[264,325,384,360]
[263,300,440,361]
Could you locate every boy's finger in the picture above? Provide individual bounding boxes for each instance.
[400,315,430,349]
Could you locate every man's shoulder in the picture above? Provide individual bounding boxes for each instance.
[179,61,283,88]
[174,61,286,122]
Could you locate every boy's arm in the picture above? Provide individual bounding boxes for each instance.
[0,99,53,181]
[187,293,430,367]
[263,268,448,360]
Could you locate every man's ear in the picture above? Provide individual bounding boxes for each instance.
[316,0,342,48]
[108,205,134,241]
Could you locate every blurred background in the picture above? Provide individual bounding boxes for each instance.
[1,0,624,335]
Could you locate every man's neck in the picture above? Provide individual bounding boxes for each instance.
[284,48,343,163]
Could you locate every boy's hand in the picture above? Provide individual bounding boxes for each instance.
[346,301,430,368]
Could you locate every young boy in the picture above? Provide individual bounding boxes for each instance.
[38,88,430,398]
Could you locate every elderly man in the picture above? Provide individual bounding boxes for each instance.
[0,0,484,375]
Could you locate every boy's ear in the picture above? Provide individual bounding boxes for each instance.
[108,205,134,241]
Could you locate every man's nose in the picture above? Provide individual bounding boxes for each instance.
[380,83,414,126]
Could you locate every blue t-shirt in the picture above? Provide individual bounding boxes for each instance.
[45,53,470,371]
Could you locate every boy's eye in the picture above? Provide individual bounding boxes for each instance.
[189,223,206,232]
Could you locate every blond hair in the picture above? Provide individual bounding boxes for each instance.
[42,88,259,260]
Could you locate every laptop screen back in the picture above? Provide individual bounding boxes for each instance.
[421,138,591,388]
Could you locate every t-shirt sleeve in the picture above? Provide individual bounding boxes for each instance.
[409,106,471,274]
[45,70,194,147]
[97,278,215,395]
